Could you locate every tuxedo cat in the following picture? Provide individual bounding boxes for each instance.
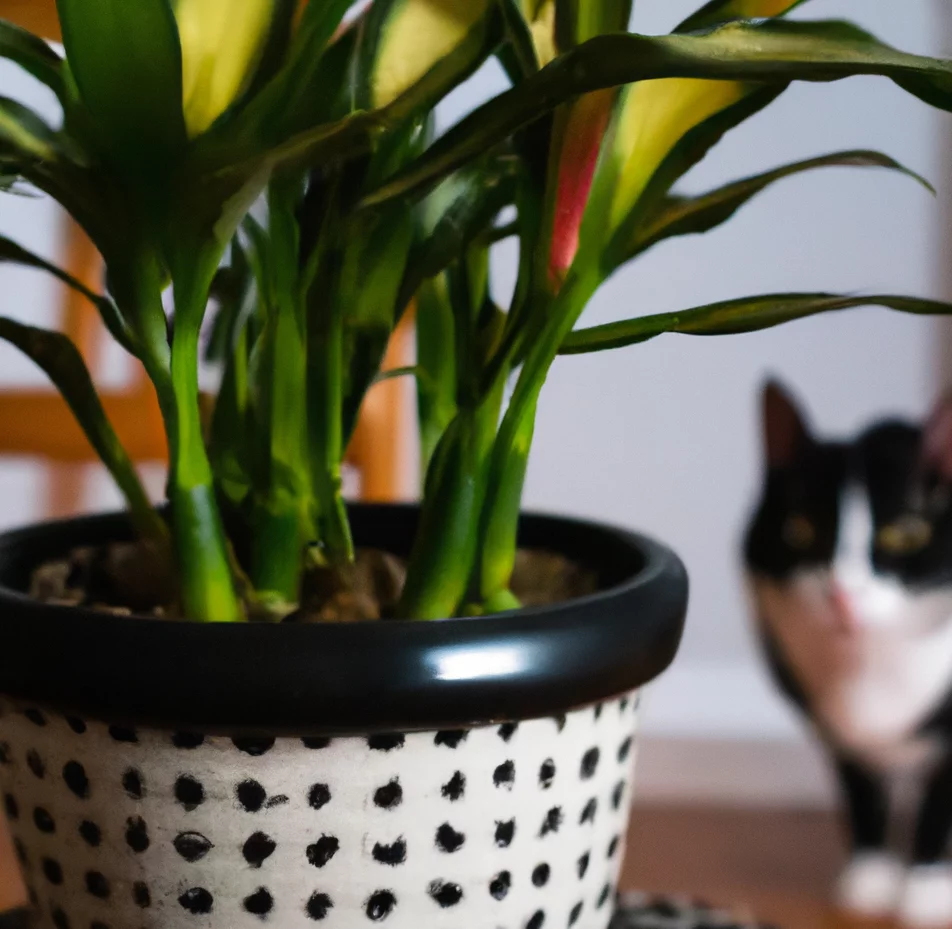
[746,382,952,928]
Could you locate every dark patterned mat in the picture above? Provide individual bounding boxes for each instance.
[1,895,777,928]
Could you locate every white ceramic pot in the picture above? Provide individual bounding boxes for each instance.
[0,506,687,929]
[0,693,640,929]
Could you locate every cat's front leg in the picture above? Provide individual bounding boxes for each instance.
[900,752,952,927]
[834,755,904,917]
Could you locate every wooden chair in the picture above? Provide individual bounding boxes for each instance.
[0,2,411,910]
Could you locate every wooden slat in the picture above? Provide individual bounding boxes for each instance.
[0,391,166,462]
[0,0,60,40]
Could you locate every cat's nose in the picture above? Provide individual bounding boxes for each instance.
[829,583,860,635]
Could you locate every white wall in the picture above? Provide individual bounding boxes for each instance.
[0,2,947,799]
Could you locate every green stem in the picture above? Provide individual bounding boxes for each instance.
[476,264,602,607]
[307,275,354,567]
[397,380,504,620]
[169,271,242,623]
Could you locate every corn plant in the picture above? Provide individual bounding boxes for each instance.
[1,0,952,622]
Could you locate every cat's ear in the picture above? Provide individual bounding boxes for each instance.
[762,380,811,468]
[923,394,952,480]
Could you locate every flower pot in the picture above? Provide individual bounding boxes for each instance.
[0,504,687,929]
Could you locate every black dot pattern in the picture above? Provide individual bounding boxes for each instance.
[366,890,396,920]
[41,857,63,884]
[527,910,546,929]
[62,760,88,798]
[308,782,331,810]
[428,880,463,907]
[173,831,213,862]
[532,862,551,886]
[0,692,639,927]
[244,887,273,917]
[441,770,465,801]
[179,887,214,914]
[51,907,69,929]
[108,725,137,743]
[302,736,332,749]
[237,779,267,812]
[23,708,46,726]
[435,823,465,853]
[175,774,205,810]
[122,767,144,799]
[373,837,407,865]
[133,882,151,908]
[489,870,511,900]
[307,835,340,868]
[493,759,515,789]
[26,750,44,779]
[539,806,564,837]
[125,816,150,853]
[495,818,515,847]
[243,831,276,868]
[434,730,467,748]
[85,869,110,899]
[306,891,333,920]
[79,820,101,847]
[232,736,275,756]
[172,731,204,749]
[33,807,55,833]
[374,779,402,809]
[367,733,404,751]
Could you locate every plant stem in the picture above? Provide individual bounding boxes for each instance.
[169,268,243,623]
[476,265,602,607]
[397,380,504,620]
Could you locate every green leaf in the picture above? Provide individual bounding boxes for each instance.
[676,0,811,34]
[416,273,458,478]
[56,0,187,168]
[496,0,541,80]
[626,149,933,261]
[361,0,500,116]
[556,0,632,48]
[362,19,952,208]
[560,293,952,354]
[0,20,65,100]
[0,317,167,545]
[0,97,58,160]
[0,232,136,353]
[400,155,519,307]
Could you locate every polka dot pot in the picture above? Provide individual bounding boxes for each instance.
[0,506,688,929]
[0,694,640,929]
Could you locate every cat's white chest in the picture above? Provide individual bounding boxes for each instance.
[752,575,952,768]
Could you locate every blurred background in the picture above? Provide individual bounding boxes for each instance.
[0,1,950,925]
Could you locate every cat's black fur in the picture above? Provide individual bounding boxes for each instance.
[745,381,952,915]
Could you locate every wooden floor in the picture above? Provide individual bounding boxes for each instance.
[623,805,893,929]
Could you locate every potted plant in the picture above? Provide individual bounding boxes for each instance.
[0,1,951,927]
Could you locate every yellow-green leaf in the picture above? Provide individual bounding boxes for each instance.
[174,0,275,137]
[607,78,751,229]
[677,0,810,33]
[369,0,495,109]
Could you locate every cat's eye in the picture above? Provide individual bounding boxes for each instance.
[876,516,932,555]
[782,515,815,550]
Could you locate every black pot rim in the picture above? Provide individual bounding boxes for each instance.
[0,504,688,735]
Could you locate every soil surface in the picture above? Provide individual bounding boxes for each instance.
[29,542,599,623]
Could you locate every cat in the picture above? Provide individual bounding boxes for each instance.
[745,381,952,928]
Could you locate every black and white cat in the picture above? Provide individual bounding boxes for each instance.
[746,381,952,927]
